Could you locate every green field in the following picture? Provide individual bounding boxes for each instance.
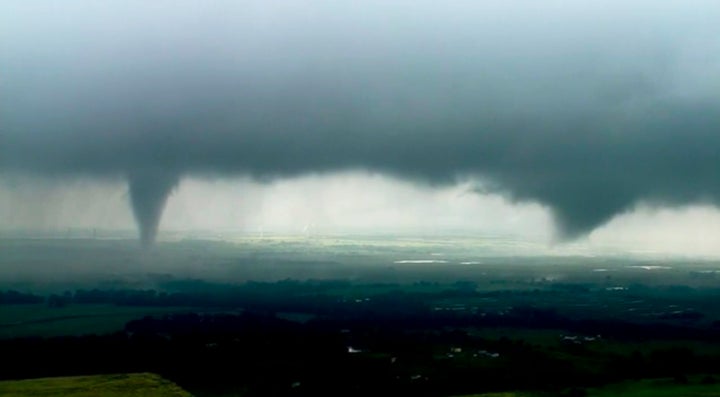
[0,373,192,397]
[4,237,720,395]
[0,304,196,339]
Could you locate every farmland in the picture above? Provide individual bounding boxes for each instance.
[2,236,720,396]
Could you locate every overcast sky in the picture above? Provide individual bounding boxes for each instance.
[1,1,719,254]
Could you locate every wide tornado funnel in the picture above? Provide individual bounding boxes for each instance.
[127,169,178,248]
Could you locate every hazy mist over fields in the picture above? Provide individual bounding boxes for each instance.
[2,0,720,254]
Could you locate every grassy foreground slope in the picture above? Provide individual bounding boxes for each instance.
[0,373,192,397]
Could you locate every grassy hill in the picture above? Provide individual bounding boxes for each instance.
[0,373,192,397]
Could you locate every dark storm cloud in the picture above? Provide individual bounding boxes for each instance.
[1,1,719,240]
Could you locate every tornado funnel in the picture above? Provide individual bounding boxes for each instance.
[127,170,178,248]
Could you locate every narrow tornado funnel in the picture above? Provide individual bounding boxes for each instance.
[127,169,178,248]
